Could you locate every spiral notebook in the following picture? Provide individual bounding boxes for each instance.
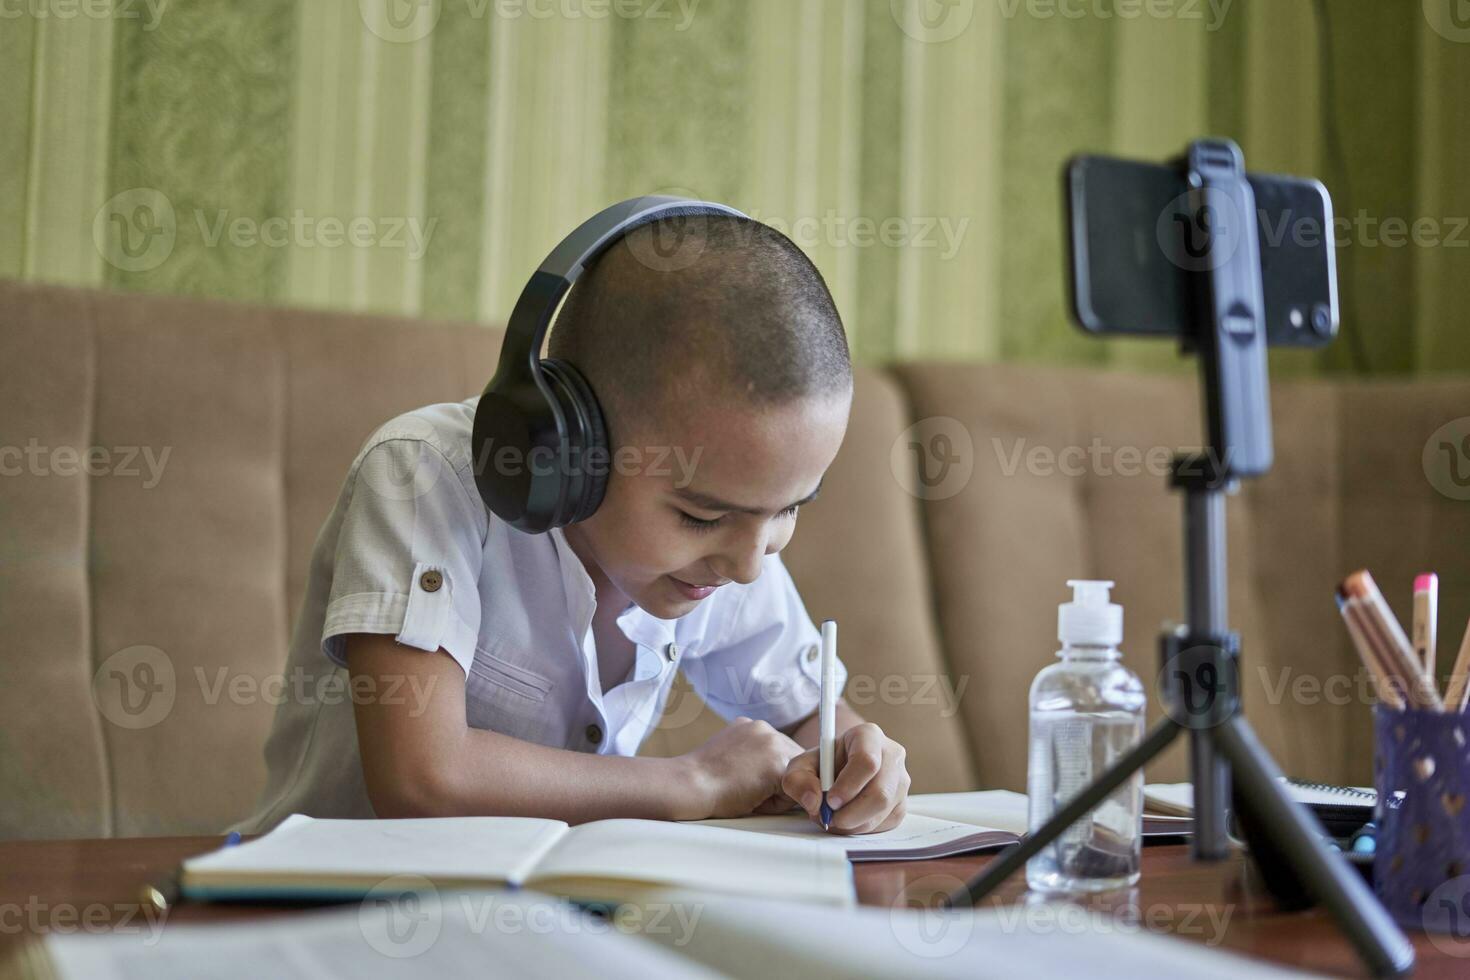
[1146,778,1377,836]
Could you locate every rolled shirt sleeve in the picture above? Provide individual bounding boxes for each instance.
[681,553,847,731]
[320,436,486,675]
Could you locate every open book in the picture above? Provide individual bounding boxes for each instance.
[689,790,1192,862]
[627,887,1311,979]
[181,813,853,907]
[6,890,722,980]
[6,885,1305,980]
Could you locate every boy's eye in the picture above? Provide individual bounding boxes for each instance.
[677,505,800,532]
[678,510,723,531]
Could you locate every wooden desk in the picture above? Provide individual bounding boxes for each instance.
[0,836,1460,977]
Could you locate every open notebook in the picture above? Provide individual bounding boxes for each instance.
[689,790,1192,862]
[181,814,853,907]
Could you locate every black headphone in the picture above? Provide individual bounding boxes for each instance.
[472,195,748,533]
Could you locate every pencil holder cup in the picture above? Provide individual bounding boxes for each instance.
[1373,704,1470,933]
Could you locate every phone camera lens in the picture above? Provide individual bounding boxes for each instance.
[1310,303,1333,337]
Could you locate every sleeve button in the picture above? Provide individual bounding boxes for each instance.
[419,570,443,593]
[803,644,819,663]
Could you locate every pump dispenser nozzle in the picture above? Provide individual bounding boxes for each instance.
[1059,579,1123,646]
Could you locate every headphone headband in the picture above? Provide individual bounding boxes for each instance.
[475,195,749,533]
[493,196,749,388]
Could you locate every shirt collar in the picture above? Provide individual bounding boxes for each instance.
[617,602,677,655]
[548,526,597,639]
[547,526,678,655]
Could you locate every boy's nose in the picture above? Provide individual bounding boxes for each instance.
[714,534,767,586]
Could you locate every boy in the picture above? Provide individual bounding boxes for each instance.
[234,213,910,835]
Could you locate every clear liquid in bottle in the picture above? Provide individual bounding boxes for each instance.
[1026,580,1146,894]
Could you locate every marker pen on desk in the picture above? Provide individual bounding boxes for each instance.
[140,831,242,912]
[818,619,837,831]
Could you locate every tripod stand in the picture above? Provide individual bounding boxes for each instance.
[943,141,1415,978]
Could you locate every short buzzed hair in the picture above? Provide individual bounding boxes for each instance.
[548,214,852,445]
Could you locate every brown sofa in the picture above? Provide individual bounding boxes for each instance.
[5,278,1468,840]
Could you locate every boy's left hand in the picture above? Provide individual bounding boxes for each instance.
[781,723,910,834]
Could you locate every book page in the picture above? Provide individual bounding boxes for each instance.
[626,887,1308,980]
[39,889,721,980]
[182,814,569,889]
[531,818,852,906]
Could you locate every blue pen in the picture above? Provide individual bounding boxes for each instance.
[818,620,838,831]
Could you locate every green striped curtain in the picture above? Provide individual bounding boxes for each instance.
[4,0,1466,374]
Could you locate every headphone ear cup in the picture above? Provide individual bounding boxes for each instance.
[540,358,609,524]
[472,380,558,532]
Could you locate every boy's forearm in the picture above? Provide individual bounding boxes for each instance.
[783,698,864,749]
[349,639,709,825]
[395,727,706,825]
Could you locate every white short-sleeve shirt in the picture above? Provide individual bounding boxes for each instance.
[233,396,846,833]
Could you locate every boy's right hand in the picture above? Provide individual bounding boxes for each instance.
[681,717,806,819]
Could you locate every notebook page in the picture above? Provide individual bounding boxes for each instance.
[906,789,1031,833]
[911,790,1191,837]
[183,814,569,887]
[688,811,1015,858]
[531,818,853,905]
[1144,782,1195,816]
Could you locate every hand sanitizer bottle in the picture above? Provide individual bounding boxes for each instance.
[1026,580,1146,893]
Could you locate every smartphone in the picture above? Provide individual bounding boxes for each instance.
[1065,154,1339,346]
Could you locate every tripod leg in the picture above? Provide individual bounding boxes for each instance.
[945,716,1180,908]
[1214,715,1415,977]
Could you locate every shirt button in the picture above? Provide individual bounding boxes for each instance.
[803,644,819,663]
[419,570,443,593]
[663,642,678,663]
[585,723,603,746]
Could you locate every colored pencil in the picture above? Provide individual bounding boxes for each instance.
[1341,570,1442,711]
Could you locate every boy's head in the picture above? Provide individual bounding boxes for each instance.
[551,214,852,619]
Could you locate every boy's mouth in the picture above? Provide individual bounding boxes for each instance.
[668,575,725,601]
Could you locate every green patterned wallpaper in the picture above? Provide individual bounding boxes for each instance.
[4,0,1468,375]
